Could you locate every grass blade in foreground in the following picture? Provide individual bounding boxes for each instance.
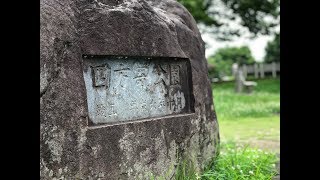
[202,142,278,180]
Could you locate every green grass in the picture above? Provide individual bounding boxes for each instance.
[213,78,280,120]
[202,142,278,180]
[175,159,199,180]
[172,142,279,180]
[199,78,280,179]
[213,78,280,152]
[220,117,280,142]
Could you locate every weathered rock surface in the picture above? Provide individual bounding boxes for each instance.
[40,0,219,179]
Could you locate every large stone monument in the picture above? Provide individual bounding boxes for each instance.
[40,0,220,179]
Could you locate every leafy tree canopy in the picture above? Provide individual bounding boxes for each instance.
[264,33,280,63]
[178,0,280,41]
[207,46,255,77]
[211,46,255,65]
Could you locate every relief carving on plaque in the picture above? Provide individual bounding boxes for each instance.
[92,64,110,87]
[83,56,194,124]
[170,64,181,85]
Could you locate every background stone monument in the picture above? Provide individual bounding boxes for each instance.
[40,0,220,179]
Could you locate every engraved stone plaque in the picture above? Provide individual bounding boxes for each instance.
[82,56,194,125]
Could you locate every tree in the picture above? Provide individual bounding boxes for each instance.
[264,33,280,63]
[207,46,255,78]
[178,0,280,41]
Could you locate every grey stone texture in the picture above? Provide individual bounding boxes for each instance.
[40,0,220,179]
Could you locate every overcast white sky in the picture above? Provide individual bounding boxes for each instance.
[202,32,274,62]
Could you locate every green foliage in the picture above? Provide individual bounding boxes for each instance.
[264,33,280,63]
[177,0,280,40]
[214,46,255,65]
[208,46,255,78]
[202,142,278,180]
[221,0,280,36]
[175,159,199,180]
[207,56,232,78]
[177,0,218,26]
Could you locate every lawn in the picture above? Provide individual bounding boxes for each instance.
[194,78,280,179]
[212,78,280,152]
[156,78,280,179]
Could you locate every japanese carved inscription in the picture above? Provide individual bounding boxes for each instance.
[82,56,194,125]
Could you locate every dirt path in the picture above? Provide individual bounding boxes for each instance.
[241,139,280,152]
